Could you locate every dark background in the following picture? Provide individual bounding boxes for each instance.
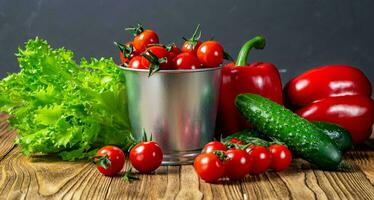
[0,0,373,87]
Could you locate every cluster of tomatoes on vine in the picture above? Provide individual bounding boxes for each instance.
[115,24,232,76]
[194,138,293,183]
[93,132,163,180]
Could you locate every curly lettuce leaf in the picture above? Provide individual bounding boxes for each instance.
[0,38,134,160]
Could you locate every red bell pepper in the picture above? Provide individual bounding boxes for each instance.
[285,65,372,109]
[216,36,283,136]
[296,95,374,144]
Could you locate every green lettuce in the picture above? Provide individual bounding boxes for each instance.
[0,38,134,160]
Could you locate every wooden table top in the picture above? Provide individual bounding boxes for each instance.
[1,114,374,200]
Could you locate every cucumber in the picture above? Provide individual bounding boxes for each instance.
[235,93,342,170]
[222,122,352,152]
[313,121,352,153]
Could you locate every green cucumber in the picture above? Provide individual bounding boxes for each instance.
[235,93,342,170]
[221,122,351,153]
[313,121,352,153]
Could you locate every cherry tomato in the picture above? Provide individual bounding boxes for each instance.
[194,153,225,182]
[202,141,227,153]
[145,46,171,70]
[197,41,224,67]
[268,144,292,172]
[128,55,149,69]
[167,45,182,61]
[120,52,137,65]
[133,29,159,52]
[182,24,202,55]
[229,138,245,145]
[129,141,163,173]
[119,51,127,64]
[182,40,202,55]
[246,145,272,174]
[173,53,201,70]
[115,42,136,65]
[224,149,252,180]
[94,146,125,176]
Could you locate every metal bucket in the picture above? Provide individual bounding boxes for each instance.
[121,66,222,165]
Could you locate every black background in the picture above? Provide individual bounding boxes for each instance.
[0,0,373,87]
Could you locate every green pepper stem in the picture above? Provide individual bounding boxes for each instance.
[235,36,266,66]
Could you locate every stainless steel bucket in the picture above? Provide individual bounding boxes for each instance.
[121,66,222,165]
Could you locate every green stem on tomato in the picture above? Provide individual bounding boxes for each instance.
[235,36,266,66]
[125,24,144,36]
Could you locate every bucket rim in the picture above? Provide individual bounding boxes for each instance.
[118,65,223,73]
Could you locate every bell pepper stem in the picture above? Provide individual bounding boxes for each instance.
[235,36,266,66]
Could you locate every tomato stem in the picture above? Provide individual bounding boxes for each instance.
[191,24,201,41]
[122,157,139,182]
[122,168,139,182]
[147,43,177,52]
[141,50,167,77]
[269,137,286,146]
[142,128,148,142]
[213,150,226,161]
[147,43,166,48]
[235,36,266,66]
[165,43,177,52]
[114,42,134,58]
[140,129,154,142]
[93,155,111,170]
[183,24,201,50]
[223,51,234,62]
[125,24,144,36]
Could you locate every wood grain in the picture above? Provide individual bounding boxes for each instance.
[0,113,16,161]
[0,116,373,199]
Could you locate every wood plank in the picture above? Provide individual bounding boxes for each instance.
[1,114,374,199]
[106,165,201,200]
[241,169,294,200]
[176,166,203,200]
[240,158,374,200]
[199,174,244,199]
[105,164,174,200]
[0,145,112,199]
[239,127,374,200]
[160,166,181,200]
[0,113,16,161]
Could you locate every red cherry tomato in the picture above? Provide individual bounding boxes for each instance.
[194,153,225,182]
[173,53,201,70]
[182,40,202,55]
[94,146,125,176]
[268,144,293,172]
[119,51,127,64]
[224,149,252,180]
[146,46,168,58]
[120,53,137,64]
[145,46,171,70]
[133,29,159,52]
[128,55,149,69]
[202,141,227,153]
[167,46,182,61]
[116,42,136,65]
[229,138,245,145]
[182,24,202,55]
[246,145,272,174]
[129,141,163,173]
[197,41,224,67]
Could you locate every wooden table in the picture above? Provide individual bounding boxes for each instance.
[1,115,374,200]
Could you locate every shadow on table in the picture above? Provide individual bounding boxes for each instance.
[353,138,374,151]
[29,154,89,164]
